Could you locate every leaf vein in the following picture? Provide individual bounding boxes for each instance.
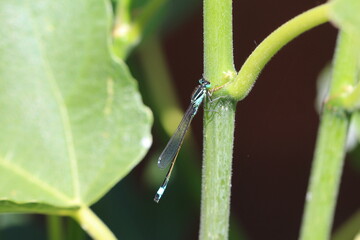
[27,4,81,200]
[0,156,75,204]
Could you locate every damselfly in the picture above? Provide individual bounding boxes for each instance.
[154,78,211,203]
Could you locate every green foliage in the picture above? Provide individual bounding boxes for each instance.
[0,0,152,215]
[1,0,360,239]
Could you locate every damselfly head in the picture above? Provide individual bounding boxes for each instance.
[199,78,211,88]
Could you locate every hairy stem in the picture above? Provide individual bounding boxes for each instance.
[200,0,236,239]
[299,109,348,240]
[226,3,330,101]
[299,31,359,240]
[200,99,236,240]
[203,0,236,85]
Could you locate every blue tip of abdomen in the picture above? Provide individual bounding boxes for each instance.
[154,186,166,203]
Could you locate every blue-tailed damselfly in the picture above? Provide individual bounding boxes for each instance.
[154,78,211,203]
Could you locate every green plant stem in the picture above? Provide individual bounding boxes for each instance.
[226,3,330,101]
[329,32,360,96]
[71,206,116,240]
[113,0,133,59]
[115,0,131,25]
[137,36,181,129]
[46,215,63,240]
[200,0,236,239]
[299,31,358,240]
[112,0,167,59]
[332,210,360,240]
[133,0,167,33]
[330,32,360,110]
[203,0,236,85]
[66,217,86,240]
[341,83,360,110]
[200,100,236,240]
[299,109,348,240]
